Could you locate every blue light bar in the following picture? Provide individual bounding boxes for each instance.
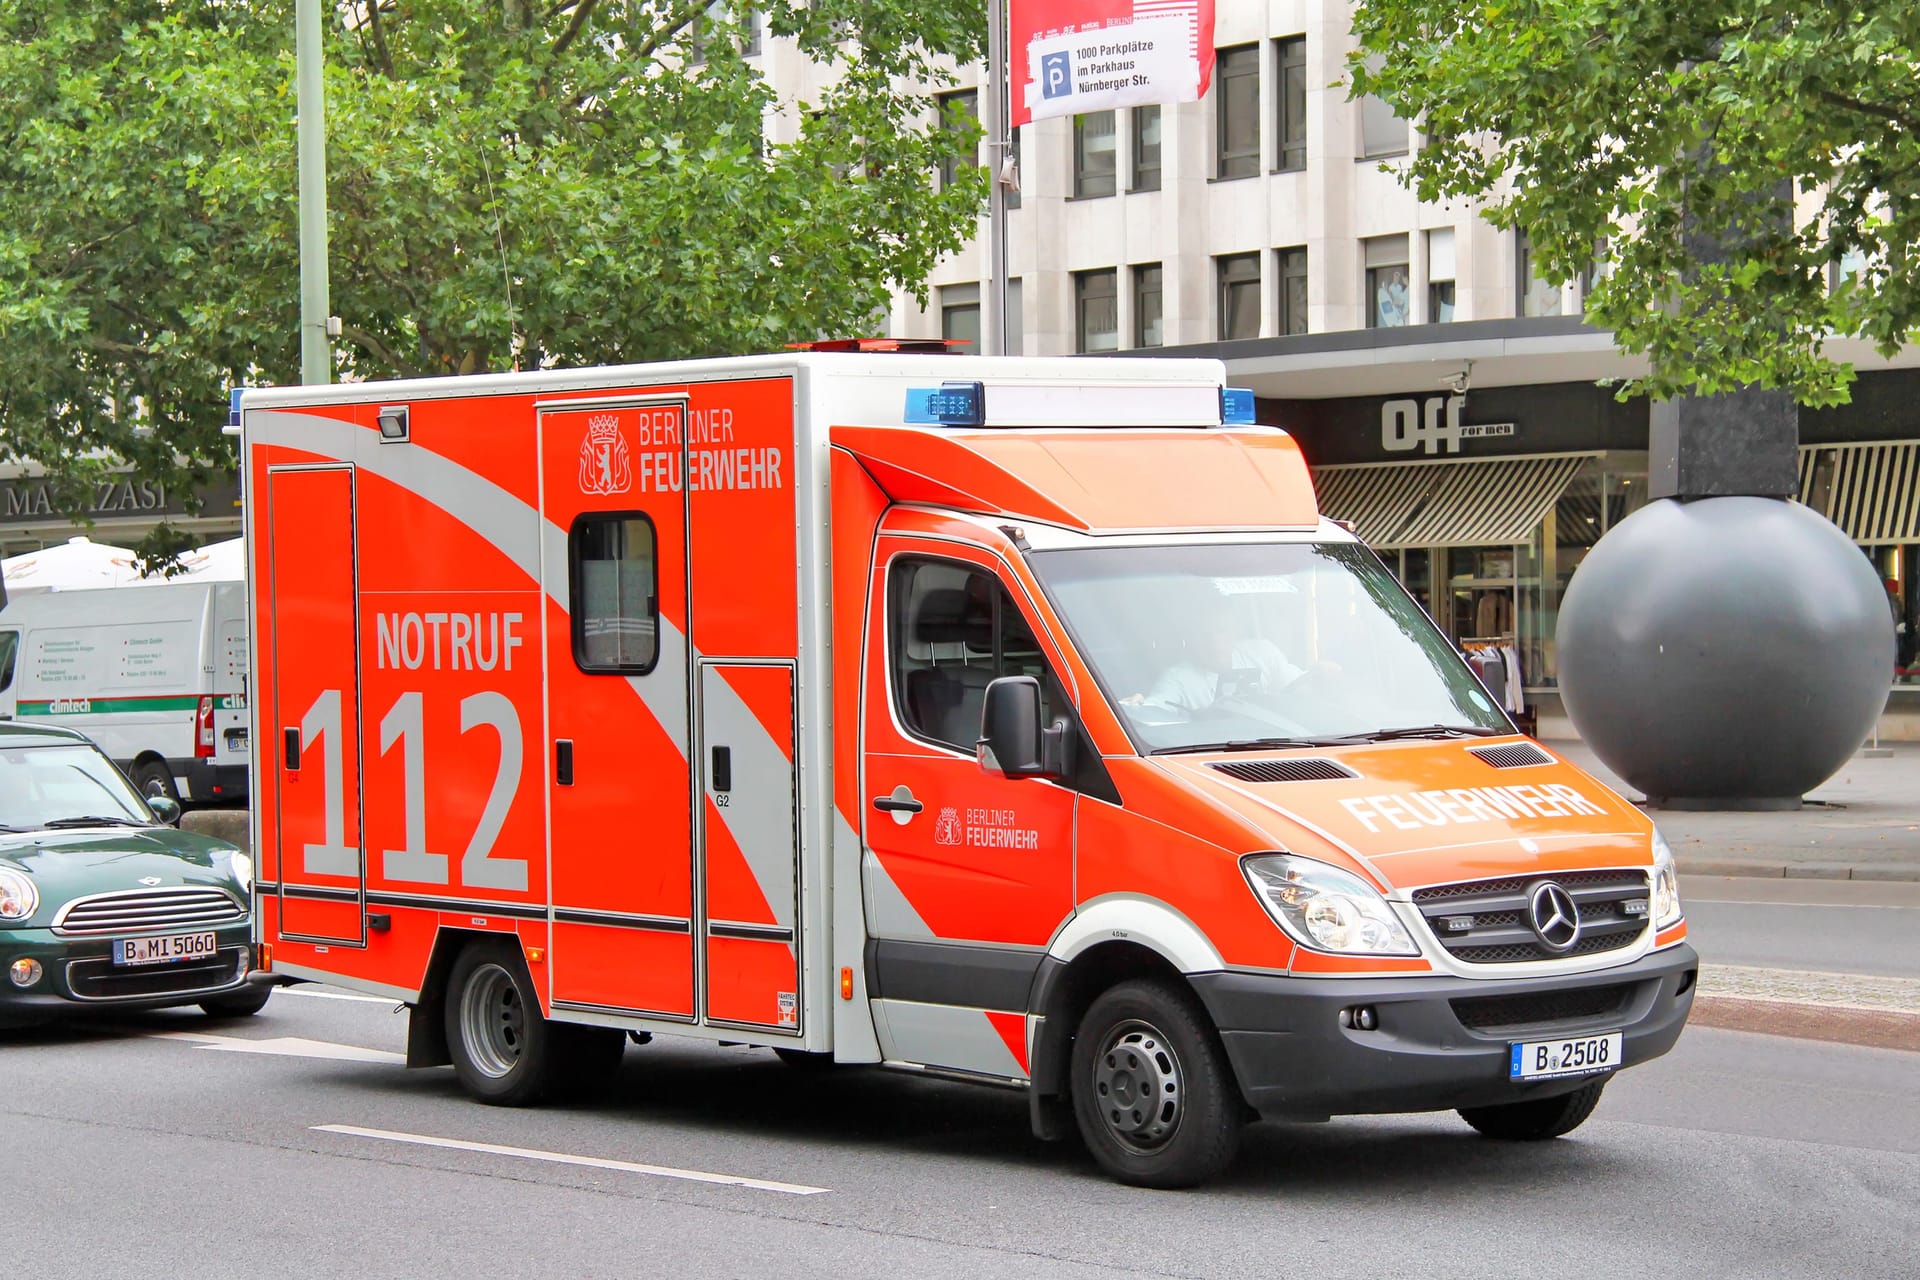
[904,380,986,426]
[228,387,245,427]
[1220,387,1256,425]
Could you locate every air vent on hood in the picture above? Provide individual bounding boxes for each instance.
[1468,742,1554,769]
[1211,758,1357,784]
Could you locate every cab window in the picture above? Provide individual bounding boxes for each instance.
[888,558,1063,753]
[0,631,16,692]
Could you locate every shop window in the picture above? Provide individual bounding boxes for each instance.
[1074,111,1117,198]
[571,515,658,673]
[936,89,978,191]
[1075,269,1119,353]
[1216,252,1261,340]
[1275,36,1306,172]
[888,559,1061,752]
[1216,44,1260,179]
[1133,263,1164,348]
[941,283,980,350]
[1130,106,1162,191]
[1278,246,1309,336]
[1364,235,1411,329]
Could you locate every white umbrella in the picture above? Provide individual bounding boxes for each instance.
[1,536,145,594]
[170,537,245,582]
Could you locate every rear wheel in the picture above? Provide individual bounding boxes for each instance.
[1458,1078,1607,1140]
[1070,978,1243,1189]
[131,758,180,807]
[199,985,273,1018]
[445,943,565,1106]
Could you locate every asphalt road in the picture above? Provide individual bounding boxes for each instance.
[5,981,1915,1280]
[1679,875,1920,978]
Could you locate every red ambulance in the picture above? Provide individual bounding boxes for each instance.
[241,352,1695,1187]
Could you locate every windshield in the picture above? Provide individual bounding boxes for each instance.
[1030,541,1510,753]
[0,743,154,830]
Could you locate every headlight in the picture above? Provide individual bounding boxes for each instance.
[229,849,254,892]
[0,869,39,922]
[1243,854,1419,956]
[1652,828,1682,928]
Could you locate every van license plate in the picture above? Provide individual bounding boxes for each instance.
[114,932,219,966]
[1509,1032,1622,1080]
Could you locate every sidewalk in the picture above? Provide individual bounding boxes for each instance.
[1546,739,1920,881]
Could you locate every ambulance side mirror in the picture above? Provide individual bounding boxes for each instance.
[978,676,1070,780]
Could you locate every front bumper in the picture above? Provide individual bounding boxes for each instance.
[1191,943,1698,1121]
[0,924,259,1023]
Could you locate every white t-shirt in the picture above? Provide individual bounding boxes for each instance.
[1141,637,1304,712]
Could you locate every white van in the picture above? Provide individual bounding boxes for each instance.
[0,581,249,803]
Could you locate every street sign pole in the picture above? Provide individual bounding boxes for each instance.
[296,0,332,385]
[984,0,1009,357]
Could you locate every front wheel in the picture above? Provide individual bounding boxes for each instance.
[1070,978,1243,1189]
[445,943,564,1106]
[131,759,181,807]
[1458,1078,1607,1140]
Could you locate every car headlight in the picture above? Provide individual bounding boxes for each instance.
[1652,828,1682,929]
[0,868,39,922]
[229,849,254,893]
[1243,853,1419,956]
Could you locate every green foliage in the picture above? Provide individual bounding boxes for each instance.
[0,0,987,559]
[1351,1,1920,405]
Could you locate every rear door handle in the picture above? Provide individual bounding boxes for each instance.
[284,727,301,770]
[555,739,574,787]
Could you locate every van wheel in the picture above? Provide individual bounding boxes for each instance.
[1459,1078,1607,1140]
[200,985,273,1018]
[1070,979,1243,1189]
[132,759,180,806]
[445,942,563,1106]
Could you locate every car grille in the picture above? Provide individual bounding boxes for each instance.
[1450,982,1636,1033]
[53,887,247,937]
[65,948,245,1001]
[1411,870,1649,964]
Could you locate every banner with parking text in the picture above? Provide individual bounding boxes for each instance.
[1010,0,1215,126]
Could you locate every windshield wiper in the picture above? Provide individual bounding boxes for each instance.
[39,815,151,829]
[1153,736,1344,755]
[1329,724,1505,744]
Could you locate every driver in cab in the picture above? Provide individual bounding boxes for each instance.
[1123,604,1308,714]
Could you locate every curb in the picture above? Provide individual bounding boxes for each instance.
[1677,856,1920,882]
[1692,964,1920,1053]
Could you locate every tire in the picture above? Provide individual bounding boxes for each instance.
[1459,1078,1607,1140]
[444,942,565,1106]
[131,758,181,807]
[1069,978,1243,1189]
[199,984,273,1018]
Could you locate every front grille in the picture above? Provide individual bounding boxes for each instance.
[1412,870,1650,964]
[1468,742,1555,769]
[65,948,245,1000]
[1451,982,1636,1033]
[1211,758,1357,783]
[53,887,245,937]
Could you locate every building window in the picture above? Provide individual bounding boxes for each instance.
[1216,44,1260,179]
[1275,36,1306,172]
[571,515,658,673]
[1075,270,1119,353]
[1130,105,1162,192]
[1277,247,1308,335]
[1364,235,1411,328]
[1427,227,1456,323]
[1358,57,1407,159]
[1133,263,1164,348]
[941,283,980,349]
[936,89,978,191]
[1516,230,1562,317]
[1217,252,1261,340]
[1073,112,1117,198]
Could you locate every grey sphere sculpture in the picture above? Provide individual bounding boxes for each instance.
[1557,496,1893,808]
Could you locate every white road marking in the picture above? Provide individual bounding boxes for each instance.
[151,1031,405,1064]
[313,1124,830,1196]
[277,987,403,1005]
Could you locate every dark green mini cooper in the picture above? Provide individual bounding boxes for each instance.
[0,722,268,1025]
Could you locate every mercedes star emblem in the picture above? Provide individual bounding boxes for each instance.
[1527,881,1581,952]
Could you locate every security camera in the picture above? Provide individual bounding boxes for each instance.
[1439,363,1473,396]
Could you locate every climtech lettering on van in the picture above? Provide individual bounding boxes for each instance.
[241,353,1693,1192]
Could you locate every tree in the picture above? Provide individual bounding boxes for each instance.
[1350,2,1920,406]
[0,0,986,560]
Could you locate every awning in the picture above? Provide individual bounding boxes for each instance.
[1799,441,1920,546]
[1313,455,1590,550]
